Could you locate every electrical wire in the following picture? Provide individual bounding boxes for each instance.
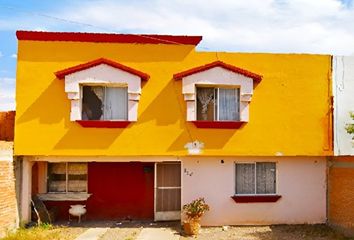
[0,4,185,45]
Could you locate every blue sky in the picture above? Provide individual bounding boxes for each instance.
[0,0,354,111]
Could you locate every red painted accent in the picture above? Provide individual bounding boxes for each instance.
[16,30,202,45]
[231,195,282,203]
[192,121,245,129]
[86,162,154,220]
[76,120,131,128]
[55,58,150,80]
[174,61,262,82]
[43,162,155,221]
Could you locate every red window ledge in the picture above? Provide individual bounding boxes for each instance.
[76,120,131,128]
[192,121,245,129]
[231,195,282,203]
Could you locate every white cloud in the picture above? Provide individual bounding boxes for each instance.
[0,77,15,111]
[0,77,15,85]
[0,90,15,111]
[11,54,17,59]
[0,51,3,58]
[1,0,354,54]
[50,0,354,54]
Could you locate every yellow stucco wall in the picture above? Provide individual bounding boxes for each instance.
[14,40,332,156]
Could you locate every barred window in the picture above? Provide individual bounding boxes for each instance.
[47,162,87,193]
[235,162,276,195]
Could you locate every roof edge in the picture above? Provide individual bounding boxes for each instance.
[16,30,202,46]
[55,58,150,80]
[174,60,263,81]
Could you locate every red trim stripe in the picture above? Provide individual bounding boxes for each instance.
[55,58,150,80]
[174,61,262,81]
[192,121,245,129]
[231,195,282,203]
[16,30,202,45]
[76,120,131,128]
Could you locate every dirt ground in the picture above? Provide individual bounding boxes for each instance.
[3,221,350,240]
[65,221,352,240]
[180,224,352,240]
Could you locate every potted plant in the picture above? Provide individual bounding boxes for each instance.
[183,197,210,235]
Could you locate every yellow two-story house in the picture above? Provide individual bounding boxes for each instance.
[15,30,332,225]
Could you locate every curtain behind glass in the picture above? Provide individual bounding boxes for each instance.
[236,163,255,194]
[103,87,128,120]
[256,163,276,194]
[218,88,239,121]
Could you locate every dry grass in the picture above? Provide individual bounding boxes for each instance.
[1,224,85,240]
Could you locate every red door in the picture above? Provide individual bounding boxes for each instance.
[86,162,154,220]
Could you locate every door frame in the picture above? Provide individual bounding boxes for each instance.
[154,161,182,221]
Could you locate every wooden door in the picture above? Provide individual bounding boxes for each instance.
[155,162,181,221]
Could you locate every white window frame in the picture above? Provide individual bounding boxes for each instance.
[63,63,143,122]
[179,66,254,122]
[196,86,240,121]
[47,162,88,194]
[234,162,277,196]
[81,85,129,121]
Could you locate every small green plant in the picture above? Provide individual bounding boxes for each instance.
[183,197,210,220]
[345,112,354,139]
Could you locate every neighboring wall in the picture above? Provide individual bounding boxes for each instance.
[329,157,354,237]
[0,111,15,141]
[0,111,19,237]
[182,157,327,226]
[332,56,354,155]
[331,56,354,236]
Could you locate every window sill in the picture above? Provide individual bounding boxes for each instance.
[231,195,281,203]
[192,121,245,129]
[37,193,92,201]
[76,120,131,128]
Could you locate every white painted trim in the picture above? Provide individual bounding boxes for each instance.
[37,193,92,201]
[64,63,143,122]
[34,156,180,162]
[180,67,254,122]
[157,186,181,189]
[20,158,33,223]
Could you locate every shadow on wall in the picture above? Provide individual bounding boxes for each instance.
[166,80,242,152]
[53,125,123,150]
[18,42,196,63]
[138,79,181,126]
[16,79,68,125]
[167,125,242,152]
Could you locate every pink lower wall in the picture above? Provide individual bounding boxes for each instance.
[182,157,327,226]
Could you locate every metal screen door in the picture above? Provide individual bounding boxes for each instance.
[154,162,181,221]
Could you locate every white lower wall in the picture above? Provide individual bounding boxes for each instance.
[182,156,327,226]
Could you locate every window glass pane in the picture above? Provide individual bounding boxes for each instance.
[236,163,255,194]
[103,87,128,120]
[68,163,87,192]
[196,87,215,121]
[82,86,104,120]
[218,88,239,121]
[47,163,66,192]
[256,163,276,194]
